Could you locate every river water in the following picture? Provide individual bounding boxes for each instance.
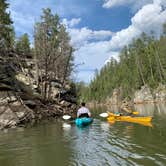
[0,104,166,166]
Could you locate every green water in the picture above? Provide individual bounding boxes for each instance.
[0,104,166,166]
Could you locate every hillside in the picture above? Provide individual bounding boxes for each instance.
[78,28,166,105]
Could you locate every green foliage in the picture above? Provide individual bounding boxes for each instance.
[80,29,166,102]
[15,33,31,57]
[34,8,74,101]
[0,0,14,51]
[76,82,90,102]
[35,8,74,78]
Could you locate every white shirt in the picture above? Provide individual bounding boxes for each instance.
[77,107,91,117]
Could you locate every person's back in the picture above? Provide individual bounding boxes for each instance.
[77,102,91,118]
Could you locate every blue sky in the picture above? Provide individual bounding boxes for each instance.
[8,0,166,83]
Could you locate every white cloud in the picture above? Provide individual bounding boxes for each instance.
[66,25,115,82]
[73,46,120,82]
[8,0,87,18]
[73,70,95,83]
[108,1,166,51]
[8,0,86,38]
[63,18,114,48]
[154,0,166,6]
[10,10,35,38]
[103,0,153,11]
[74,41,111,68]
[62,18,81,28]
[69,18,81,27]
[105,51,120,64]
[68,27,114,47]
[103,0,134,8]
[74,41,113,82]
[92,30,115,39]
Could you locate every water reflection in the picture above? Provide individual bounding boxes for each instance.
[108,119,153,128]
[155,103,166,115]
[93,103,166,117]
[134,103,155,116]
[0,122,73,166]
[100,121,111,131]
[134,103,166,117]
[0,104,166,166]
[62,123,72,130]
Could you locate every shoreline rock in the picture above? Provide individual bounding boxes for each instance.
[0,54,77,130]
[88,85,166,110]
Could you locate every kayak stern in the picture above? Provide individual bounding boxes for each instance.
[75,117,93,127]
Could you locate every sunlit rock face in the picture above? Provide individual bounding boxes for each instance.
[0,101,34,129]
[134,85,154,104]
[133,84,166,104]
[105,88,122,105]
[154,84,166,102]
[0,55,77,129]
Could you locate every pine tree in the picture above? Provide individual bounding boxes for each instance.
[15,33,31,57]
[0,0,13,52]
[34,8,74,101]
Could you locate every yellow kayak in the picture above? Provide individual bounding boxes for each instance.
[107,113,153,127]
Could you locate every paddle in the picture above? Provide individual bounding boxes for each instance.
[62,115,71,120]
[133,111,139,115]
[99,111,139,118]
[99,112,121,118]
[99,112,109,118]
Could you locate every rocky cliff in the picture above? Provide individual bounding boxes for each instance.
[103,85,166,111]
[0,54,77,129]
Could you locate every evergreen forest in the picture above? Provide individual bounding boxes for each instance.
[77,28,166,102]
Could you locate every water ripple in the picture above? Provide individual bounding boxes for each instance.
[0,113,166,166]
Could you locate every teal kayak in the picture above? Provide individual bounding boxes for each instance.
[75,117,93,127]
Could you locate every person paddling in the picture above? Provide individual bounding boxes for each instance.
[77,102,91,118]
[119,101,133,116]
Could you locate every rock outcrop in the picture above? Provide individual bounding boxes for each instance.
[105,88,123,111]
[0,54,77,129]
[133,84,166,104]
[154,84,166,102]
[133,85,154,104]
[105,88,122,105]
[103,85,166,111]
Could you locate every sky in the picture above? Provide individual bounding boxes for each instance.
[8,0,166,83]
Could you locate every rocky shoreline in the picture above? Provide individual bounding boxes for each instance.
[0,54,77,130]
[88,84,166,111]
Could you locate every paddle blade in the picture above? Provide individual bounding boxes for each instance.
[99,113,109,118]
[133,111,139,115]
[62,115,71,120]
